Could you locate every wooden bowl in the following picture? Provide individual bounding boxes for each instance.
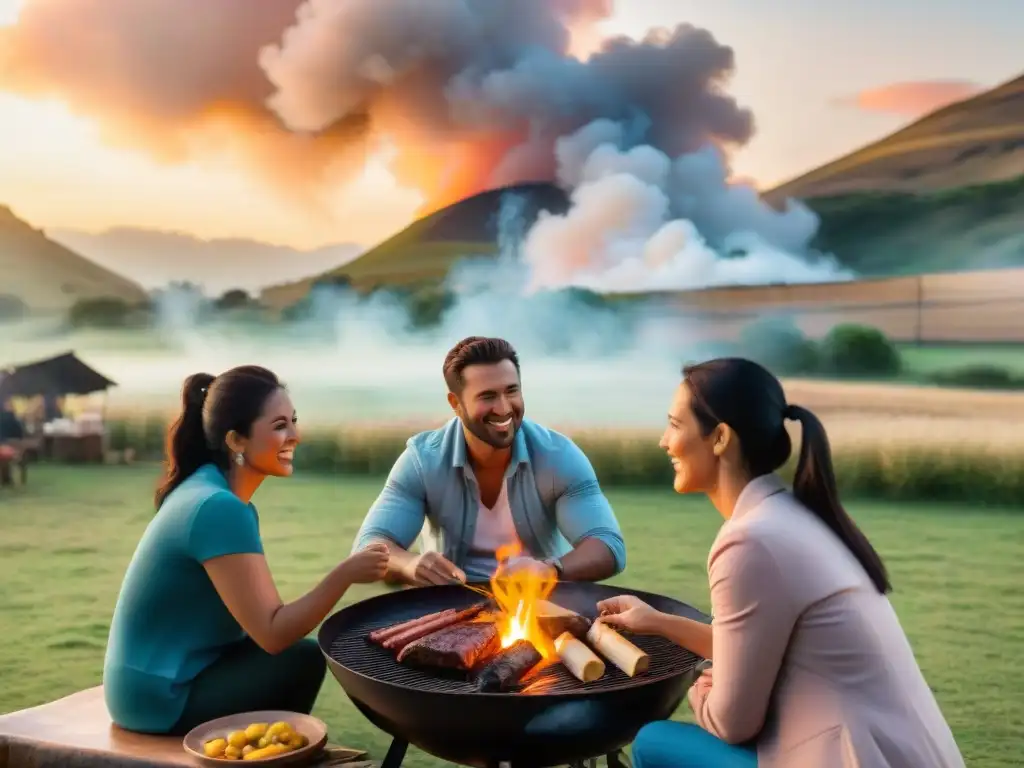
[182,710,328,766]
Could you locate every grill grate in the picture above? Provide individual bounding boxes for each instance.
[329,613,700,695]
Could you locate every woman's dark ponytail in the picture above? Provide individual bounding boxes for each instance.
[154,372,216,509]
[786,404,892,594]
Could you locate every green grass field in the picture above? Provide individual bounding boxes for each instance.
[1,466,1022,767]
[898,343,1024,375]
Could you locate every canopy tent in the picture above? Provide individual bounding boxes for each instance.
[0,352,117,400]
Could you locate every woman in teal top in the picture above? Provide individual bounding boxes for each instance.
[103,365,390,735]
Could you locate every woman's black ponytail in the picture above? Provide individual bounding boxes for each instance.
[786,404,892,594]
[154,372,216,509]
[683,358,892,595]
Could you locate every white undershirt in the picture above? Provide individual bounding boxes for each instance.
[471,480,520,553]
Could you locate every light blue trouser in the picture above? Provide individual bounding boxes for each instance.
[631,721,758,768]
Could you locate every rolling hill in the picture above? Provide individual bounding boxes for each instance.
[260,71,1024,310]
[766,72,1024,201]
[767,71,1024,275]
[259,182,569,309]
[0,205,148,315]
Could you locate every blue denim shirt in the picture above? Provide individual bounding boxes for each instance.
[352,417,626,580]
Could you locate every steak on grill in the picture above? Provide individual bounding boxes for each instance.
[397,621,501,671]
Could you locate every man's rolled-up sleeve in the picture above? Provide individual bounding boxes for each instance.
[352,447,429,553]
[552,440,626,574]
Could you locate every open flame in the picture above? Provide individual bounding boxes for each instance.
[489,543,558,659]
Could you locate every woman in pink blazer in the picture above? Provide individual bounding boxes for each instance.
[599,358,965,768]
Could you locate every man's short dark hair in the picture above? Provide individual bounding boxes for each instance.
[443,336,520,393]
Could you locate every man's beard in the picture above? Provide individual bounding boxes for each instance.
[460,406,520,449]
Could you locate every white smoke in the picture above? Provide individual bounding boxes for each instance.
[522,119,852,293]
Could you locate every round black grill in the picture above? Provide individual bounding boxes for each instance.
[319,582,710,768]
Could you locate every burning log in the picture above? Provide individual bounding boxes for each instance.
[475,640,543,692]
[381,603,487,651]
[554,631,605,683]
[536,599,591,639]
[368,609,456,644]
[397,621,501,671]
[586,622,650,677]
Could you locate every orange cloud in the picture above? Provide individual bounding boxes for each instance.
[0,0,755,216]
[842,79,983,118]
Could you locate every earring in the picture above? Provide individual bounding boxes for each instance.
[234,452,244,466]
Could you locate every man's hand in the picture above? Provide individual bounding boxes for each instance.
[403,551,467,586]
[497,555,557,582]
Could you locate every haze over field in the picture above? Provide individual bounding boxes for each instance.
[2,0,1022,436]
[1,0,861,430]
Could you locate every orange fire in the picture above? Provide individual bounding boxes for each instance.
[489,543,558,659]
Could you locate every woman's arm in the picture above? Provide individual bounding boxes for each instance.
[648,613,714,660]
[187,492,387,654]
[595,595,713,659]
[689,535,796,745]
[203,549,385,654]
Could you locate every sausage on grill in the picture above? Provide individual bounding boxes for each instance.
[382,603,487,651]
[368,609,456,644]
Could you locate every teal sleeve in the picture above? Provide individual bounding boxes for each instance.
[552,439,627,575]
[187,492,264,563]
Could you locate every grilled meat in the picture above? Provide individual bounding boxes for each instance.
[397,621,501,671]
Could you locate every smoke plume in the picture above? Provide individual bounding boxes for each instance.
[0,0,756,213]
[521,119,849,292]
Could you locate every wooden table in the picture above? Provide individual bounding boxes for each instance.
[0,688,374,768]
[42,434,104,464]
[0,688,187,768]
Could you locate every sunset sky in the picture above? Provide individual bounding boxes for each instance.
[0,0,1020,250]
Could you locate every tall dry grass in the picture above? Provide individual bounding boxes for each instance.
[104,378,1024,506]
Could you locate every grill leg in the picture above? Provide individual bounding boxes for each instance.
[380,738,408,768]
[606,750,630,768]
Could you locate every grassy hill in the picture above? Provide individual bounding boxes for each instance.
[257,73,1024,310]
[0,205,148,315]
[764,73,1024,275]
[260,183,569,309]
[767,73,1024,201]
[802,175,1024,275]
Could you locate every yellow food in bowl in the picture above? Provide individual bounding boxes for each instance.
[201,720,308,761]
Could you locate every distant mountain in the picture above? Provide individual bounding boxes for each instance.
[0,205,148,314]
[259,182,569,309]
[767,72,1024,202]
[49,227,364,296]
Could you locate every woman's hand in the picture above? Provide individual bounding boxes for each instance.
[341,542,390,584]
[595,594,664,635]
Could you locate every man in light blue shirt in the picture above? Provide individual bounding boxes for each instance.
[353,336,626,584]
